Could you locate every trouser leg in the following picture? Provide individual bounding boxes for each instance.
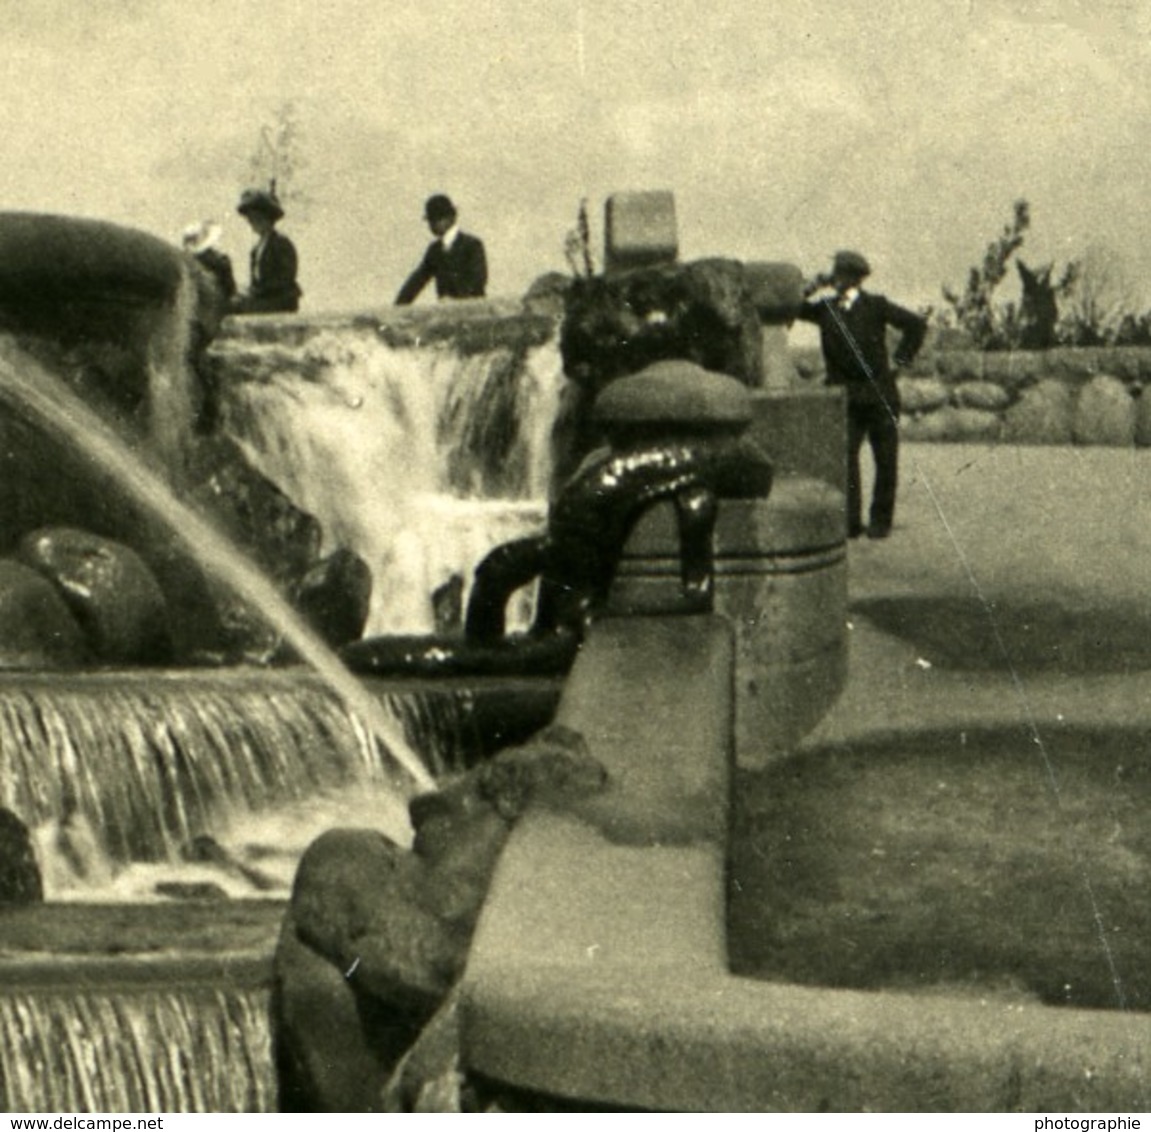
[674,484,719,608]
[868,405,900,530]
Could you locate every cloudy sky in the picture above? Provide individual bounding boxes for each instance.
[2,0,1149,314]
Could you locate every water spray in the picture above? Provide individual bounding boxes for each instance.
[0,338,437,802]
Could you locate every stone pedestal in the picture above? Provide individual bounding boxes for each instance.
[589,360,848,767]
[604,192,678,273]
[759,326,796,390]
[743,261,804,324]
[607,477,847,766]
[749,386,847,494]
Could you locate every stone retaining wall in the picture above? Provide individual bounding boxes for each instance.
[791,345,1151,446]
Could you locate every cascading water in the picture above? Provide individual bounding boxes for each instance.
[0,990,274,1112]
[0,337,433,848]
[0,302,569,893]
[0,672,504,901]
[213,319,564,634]
[145,257,202,476]
[0,672,411,886]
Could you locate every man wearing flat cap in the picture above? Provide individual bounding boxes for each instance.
[232,187,302,314]
[799,250,926,540]
[395,194,487,305]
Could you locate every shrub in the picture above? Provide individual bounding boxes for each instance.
[940,200,1030,350]
[941,204,1151,349]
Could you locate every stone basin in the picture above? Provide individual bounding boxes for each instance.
[728,724,1151,1013]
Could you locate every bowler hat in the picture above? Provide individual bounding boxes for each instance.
[424,194,456,222]
[237,188,284,221]
[833,250,871,279]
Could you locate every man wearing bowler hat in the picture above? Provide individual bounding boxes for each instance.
[799,250,926,540]
[233,187,302,314]
[395,194,487,305]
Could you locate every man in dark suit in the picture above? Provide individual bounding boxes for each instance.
[395,194,487,304]
[232,188,302,314]
[798,250,926,540]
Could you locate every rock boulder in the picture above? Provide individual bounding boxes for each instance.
[18,527,173,664]
[1002,379,1075,444]
[292,548,373,649]
[0,559,89,668]
[1073,375,1135,447]
[275,725,607,1111]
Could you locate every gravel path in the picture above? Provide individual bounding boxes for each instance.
[806,442,1151,741]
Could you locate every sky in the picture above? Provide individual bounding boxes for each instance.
[2,0,1150,315]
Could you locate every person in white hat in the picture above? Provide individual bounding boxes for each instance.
[181,220,237,303]
[799,250,926,540]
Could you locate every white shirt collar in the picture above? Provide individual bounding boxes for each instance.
[838,286,860,310]
[440,223,460,251]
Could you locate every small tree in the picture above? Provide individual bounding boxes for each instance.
[941,199,1030,349]
[942,200,1081,350]
[1057,243,1141,346]
[246,102,309,214]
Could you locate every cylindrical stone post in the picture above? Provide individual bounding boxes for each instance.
[593,362,848,766]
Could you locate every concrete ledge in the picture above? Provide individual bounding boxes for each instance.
[0,900,282,992]
[465,966,1151,1112]
[459,615,1151,1112]
[214,298,556,355]
[460,614,734,1102]
[535,616,732,844]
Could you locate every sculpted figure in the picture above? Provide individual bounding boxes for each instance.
[289,725,606,1016]
[466,432,774,644]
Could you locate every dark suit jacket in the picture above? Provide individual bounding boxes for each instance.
[396,231,487,304]
[241,230,301,313]
[798,291,926,409]
[195,248,236,300]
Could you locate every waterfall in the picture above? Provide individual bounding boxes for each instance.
[0,337,434,813]
[0,989,274,1112]
[0,673,378,868]
[145,259,201,476]
[0,301,569,1112]
[215,321,564,634]
[0,312,569,889]
[0,672,487,896]
[381,684,485,780]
